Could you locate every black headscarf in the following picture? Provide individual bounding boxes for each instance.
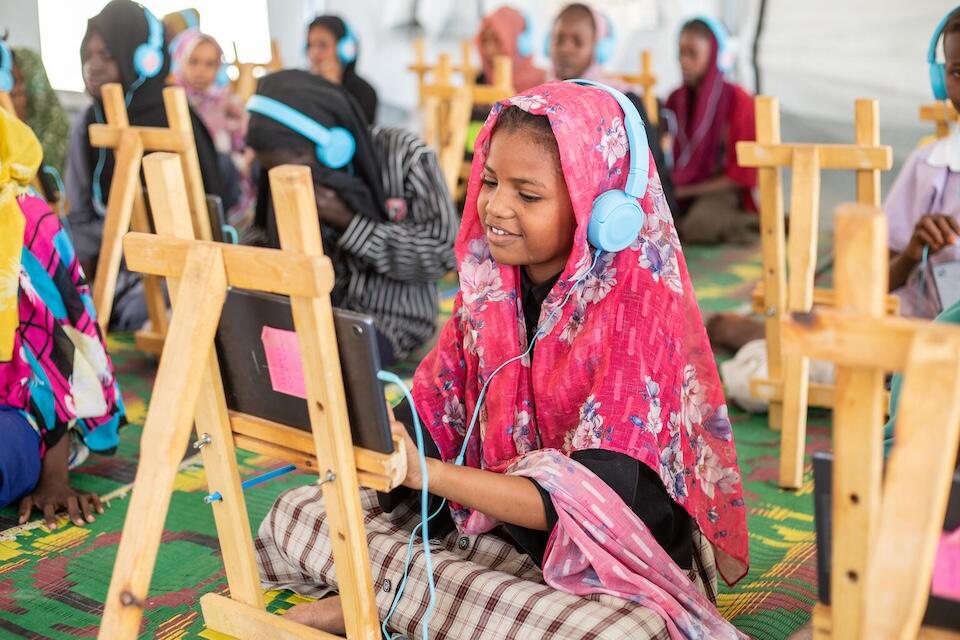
[246,69,387,246]
[80,0,227,210]
[308,15,378,124]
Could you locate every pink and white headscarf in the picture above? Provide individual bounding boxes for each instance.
[412,80,749,591]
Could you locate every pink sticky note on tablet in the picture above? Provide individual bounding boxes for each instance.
[932,527,960,601]
[261,326,307,399]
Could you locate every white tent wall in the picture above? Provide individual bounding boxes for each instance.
[757,0,948,226]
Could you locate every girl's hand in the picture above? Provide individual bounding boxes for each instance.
[391,421,424,491]
[18,480,104,530]
[905,214,960,260]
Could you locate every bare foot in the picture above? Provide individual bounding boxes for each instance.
[706,313,766,352]
[282,596,346,634]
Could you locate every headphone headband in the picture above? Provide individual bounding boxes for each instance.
[929,11,954,64]
[565,79,649,199]
[246,94,356,168]
[0,41,12,93]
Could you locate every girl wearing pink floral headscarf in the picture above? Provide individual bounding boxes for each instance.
[256,81,748,639]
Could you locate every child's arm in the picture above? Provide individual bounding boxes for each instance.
[392,423,548,531]
[18,434,104,530]
[889,214,960,291]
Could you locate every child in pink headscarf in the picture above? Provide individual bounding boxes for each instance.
[169,28,254,222]
[255,81,749,639]
[475,6,547,92]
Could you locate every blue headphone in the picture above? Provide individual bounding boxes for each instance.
[929,10,955,100]
[544,10,617,65]
[594,12,616,65]
[566,79,648,252]
[690,16,731,74]
[516,12,534,59]
[133,6,165,80]
[246,94,356,169]
[336,20,358,65]
[0,40,13,93]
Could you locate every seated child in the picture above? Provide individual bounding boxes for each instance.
[475,6,546,92]
[65,0,229,330]
[170,28,254,223]
[245,70,457,365]
[6,44,70,203]
[887,6,960,319]
[665,18,758,245]
[0,110,125,528]
[547,2,677,216]
[254,81,749,638]
[306,15,378,124]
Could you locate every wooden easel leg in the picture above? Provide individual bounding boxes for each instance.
[141,150,265,613]
[270,166,381,640]
[131,188,168,354]
[91,130,144,334]
[754,97,787,432]
[829,209,887,639]
[779,147,820,490]
[98,244,227,640]
[863,333,960,638]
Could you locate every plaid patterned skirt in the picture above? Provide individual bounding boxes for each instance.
[255,486,719,639]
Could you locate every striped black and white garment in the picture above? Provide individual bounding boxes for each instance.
[331,126,458,360]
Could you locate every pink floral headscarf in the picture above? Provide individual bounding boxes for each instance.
[412,81,749,584]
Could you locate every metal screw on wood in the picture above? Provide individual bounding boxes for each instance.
[765,305,777,317]
[119,590,145,608]
[317,470,336,486]
[193,433,212,450]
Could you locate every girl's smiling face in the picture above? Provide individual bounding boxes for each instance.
[478,115,576,285]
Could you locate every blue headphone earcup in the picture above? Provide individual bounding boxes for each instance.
[216,64,230,87]
[588,190,645,252]
[316,126,356,169]
[543,33,552,58]
[595,37,614,65]
[337,33,357,65]
[134,42,163,78]
[0,68,12,93]
[517,30,533,59]
[931,62,948,100]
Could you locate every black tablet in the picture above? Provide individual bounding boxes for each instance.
[215,288,394,454]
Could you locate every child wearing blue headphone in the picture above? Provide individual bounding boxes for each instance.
[306,15,378,124]
[255,81,748,639]
[666,17,759,246]
[886,6,960,319]
[64,0,231,330]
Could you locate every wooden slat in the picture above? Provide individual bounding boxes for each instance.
[781,309,960,371]
[88,124,188,151]
[163,87,213,242]
[736,141,892,170]
[230,412,406,490]
[200,594,338,640]
[749,96,787,431]
[131,188,169,342]
[123,232,334,298]
[269,165,381,640]
[144,152,264,611]
[779,146,821,488]
[751,283,900,315]
[91,129,144,333]
[98,244,228,639]
[829,205,888,639]
[854,99,881,206]
[864,332,960,638]
[749,378,836,407]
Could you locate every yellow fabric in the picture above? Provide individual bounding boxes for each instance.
[0,109,42,361]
